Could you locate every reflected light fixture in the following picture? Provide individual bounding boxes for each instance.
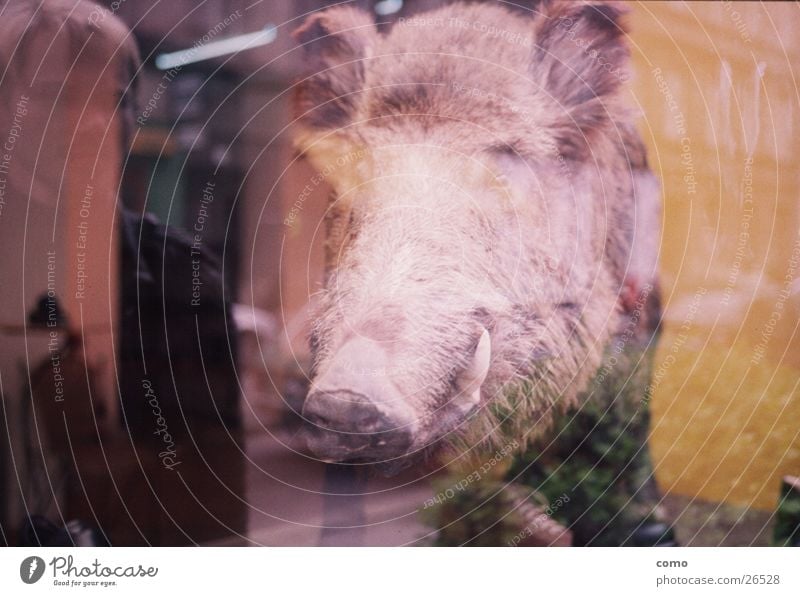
[155,24,277,71]
[374,0,403,16]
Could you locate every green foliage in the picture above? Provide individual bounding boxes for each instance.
[421,340,665,546]
[508,345,661,545]
[419,478,531,547]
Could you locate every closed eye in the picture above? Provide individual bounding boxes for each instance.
[486,142,524,158]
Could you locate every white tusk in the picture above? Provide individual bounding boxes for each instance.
[453,328,491,412]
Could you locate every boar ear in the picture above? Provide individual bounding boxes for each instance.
[292,7,378,130]
[531,1,630,159]
[452,328,491,413]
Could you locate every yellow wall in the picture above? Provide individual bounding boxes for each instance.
[629,2,800,510]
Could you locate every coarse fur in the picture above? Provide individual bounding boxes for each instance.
[292,1,660,467]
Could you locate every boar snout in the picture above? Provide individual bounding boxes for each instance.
[303,390,414,462]
[302,337,417,462]
[303,328,493,468]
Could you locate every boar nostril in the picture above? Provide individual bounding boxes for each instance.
[303,390,393,435]
[358,413,385,432]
